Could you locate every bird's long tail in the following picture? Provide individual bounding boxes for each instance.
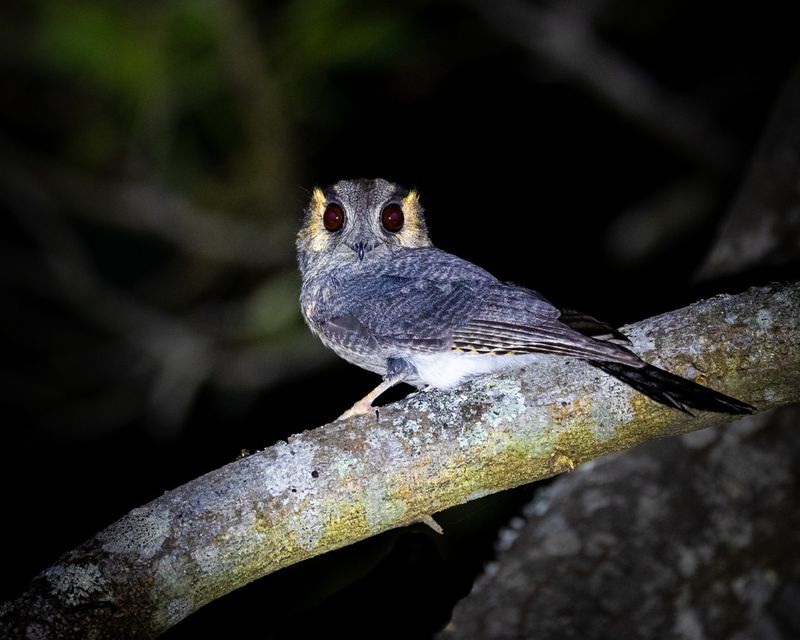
[587,360,755,415]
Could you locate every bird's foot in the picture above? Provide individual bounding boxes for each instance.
[335,375,406,422]
[336,398,375,422]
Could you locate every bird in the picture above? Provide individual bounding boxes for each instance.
[296,178,755,421]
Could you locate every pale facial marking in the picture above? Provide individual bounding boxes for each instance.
[393,190,429,249]
[298,187,330,252]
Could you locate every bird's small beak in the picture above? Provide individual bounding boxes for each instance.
[351,242,369,261]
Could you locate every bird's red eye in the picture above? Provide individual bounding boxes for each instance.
[323,203,345,232]
[381,204,404,232]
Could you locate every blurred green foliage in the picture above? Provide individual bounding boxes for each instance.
[279,0,411,70]
[27,0,418,213]
[40,2,167,98]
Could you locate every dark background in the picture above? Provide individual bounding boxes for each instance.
[1,1,798,637]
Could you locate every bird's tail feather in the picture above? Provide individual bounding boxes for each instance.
[587,360,755,415]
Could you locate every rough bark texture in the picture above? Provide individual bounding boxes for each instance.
[2,283,799,639]
[440,405,800,640]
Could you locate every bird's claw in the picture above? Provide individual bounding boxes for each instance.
[336,399,374,422]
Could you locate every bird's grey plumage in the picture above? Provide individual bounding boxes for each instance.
[301,246,644,383]
[297,178,755,417]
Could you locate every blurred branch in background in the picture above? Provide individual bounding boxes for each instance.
[604,179,717,266]
[463,0,739,176]
[49,170,295,270]
[0,146,327,434]
[697,63,800,281]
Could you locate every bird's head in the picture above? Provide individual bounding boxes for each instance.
[296,178,431,275]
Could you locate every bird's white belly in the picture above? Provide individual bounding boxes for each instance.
[408,352,548,389]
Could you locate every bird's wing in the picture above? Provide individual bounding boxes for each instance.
[316,247,495,354]
[323,247,640,365]
[450,286,643,366]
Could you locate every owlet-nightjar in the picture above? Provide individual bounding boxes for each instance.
[297,178,754,420]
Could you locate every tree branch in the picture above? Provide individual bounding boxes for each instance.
[2,283,798,639]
